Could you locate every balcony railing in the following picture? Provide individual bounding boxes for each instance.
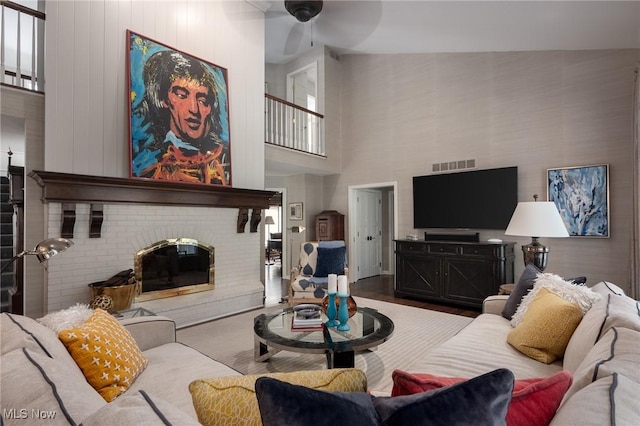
[265,94,325,157]
[1,0,45,92]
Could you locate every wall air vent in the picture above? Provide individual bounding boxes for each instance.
[432,159,476,173]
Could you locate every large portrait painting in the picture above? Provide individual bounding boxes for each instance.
[547,164,609,237]
[128,30,231,186]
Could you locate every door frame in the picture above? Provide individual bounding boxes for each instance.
[286,62,318,110]
[348,182,398,283]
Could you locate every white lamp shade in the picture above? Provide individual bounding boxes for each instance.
[265,216,275,225]
[505,202,569,238]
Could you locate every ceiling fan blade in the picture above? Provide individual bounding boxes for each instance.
[283,22,305,55]
[314,1,382,50]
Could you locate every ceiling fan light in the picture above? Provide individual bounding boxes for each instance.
[285,0,323,23]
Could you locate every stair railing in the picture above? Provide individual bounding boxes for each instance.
[265,94,325,157]
[1,0,45,92]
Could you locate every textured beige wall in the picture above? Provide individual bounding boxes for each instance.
[326,49,639,292]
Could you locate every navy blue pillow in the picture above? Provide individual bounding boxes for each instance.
[314,246,346,278]
[255,369,514,426]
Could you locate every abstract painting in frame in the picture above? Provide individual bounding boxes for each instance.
[127,30,231,186]
[547,164,609,237]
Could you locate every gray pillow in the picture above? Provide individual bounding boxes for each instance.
[502,264,541,320]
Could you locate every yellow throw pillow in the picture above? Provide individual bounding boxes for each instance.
[507,288,584,364]
[189,368,367,426]
[58,308,148,402]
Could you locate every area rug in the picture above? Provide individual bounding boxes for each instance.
[176,297,473,393]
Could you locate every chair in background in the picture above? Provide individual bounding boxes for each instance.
[266,232,282,264]
[288,240,348,306]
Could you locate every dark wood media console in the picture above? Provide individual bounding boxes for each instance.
[394,240,515,309]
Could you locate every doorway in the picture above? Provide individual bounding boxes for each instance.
[286,62,318,111]
[264,187,286,306]
[348,182,398,283]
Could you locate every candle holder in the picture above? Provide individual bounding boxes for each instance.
[325,292,338,327]
[336,294,350,331]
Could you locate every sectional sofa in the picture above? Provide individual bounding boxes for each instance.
[1,280,638,425]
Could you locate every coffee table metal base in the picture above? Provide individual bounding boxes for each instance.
[254,339,355,369]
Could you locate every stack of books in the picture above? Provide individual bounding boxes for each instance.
[291,305,323,330]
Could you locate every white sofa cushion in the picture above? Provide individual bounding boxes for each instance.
[563,327,640,404]
[1,348,106,425]
[551,373,640,426]
[1,313,72,361]
[406,313,562,380]
[80,390,200,426]
[128,342,242,419]
[564,292,639,373]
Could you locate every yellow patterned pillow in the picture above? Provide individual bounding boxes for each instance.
[189,368,367,426]
[58,308,148,402]
[507,288,584,364]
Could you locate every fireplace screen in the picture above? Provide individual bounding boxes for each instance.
[134,238,214,302]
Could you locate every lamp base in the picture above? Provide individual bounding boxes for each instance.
[522,237,549,271]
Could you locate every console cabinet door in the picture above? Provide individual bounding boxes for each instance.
[394,240,514,309]
[442,257,497,307]
[396,254,439,298]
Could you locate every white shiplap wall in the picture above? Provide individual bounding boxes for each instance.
[41,0,266,322]
[44,0,265,187]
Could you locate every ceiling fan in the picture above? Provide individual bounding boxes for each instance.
[284,1,323,23]
[266,1,382,63]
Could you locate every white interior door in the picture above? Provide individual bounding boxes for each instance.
[356,189,382,280]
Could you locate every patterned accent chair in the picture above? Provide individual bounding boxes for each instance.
[288,240,348,306]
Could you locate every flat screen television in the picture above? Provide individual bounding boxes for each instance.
[413,166,518,230]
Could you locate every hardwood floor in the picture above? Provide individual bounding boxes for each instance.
[265,265,480,318]
[350,274,480,318]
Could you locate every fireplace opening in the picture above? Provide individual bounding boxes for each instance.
[134,238,214,302]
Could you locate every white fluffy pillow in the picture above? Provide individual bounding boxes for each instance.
[510,273,601,328]
[37,303,94,333]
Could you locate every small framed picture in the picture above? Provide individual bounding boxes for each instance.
[547,164,609,237]
[289,202,303,220]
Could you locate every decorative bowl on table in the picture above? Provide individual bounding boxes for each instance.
[322,295,357,318]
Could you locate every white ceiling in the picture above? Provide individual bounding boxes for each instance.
[265,1,640,64]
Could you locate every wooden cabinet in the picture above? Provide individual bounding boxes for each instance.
[394,240,515,309]
[315,210,345,241]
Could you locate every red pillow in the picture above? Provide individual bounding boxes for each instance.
[392,370,572,426]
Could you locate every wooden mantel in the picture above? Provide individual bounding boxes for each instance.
[29,170,276,236]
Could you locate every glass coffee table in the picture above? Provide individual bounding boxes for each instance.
[254,306,394,369]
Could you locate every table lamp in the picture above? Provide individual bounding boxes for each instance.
[505,195,569,271]
[1,237,74,274]
[265,215,275,239]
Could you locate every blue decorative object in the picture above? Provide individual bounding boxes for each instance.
[337,294,350,331]
[325,293,338,327]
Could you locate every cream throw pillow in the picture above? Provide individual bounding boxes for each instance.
[38,303,94,333]
[59,309,148,402]
[511,272,600,328]
[507,288,584,364]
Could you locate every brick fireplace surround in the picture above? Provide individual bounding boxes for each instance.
[45,203,263,327]
[33,171,273,328]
